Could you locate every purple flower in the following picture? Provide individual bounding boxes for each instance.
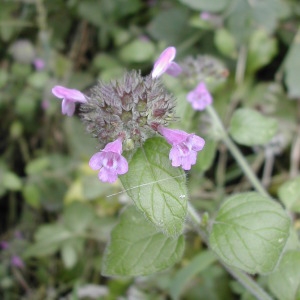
[0,241,9,250]
[200,12,212,20]
[52,85,87,116]
[152,46,182,78]
[11,255,24,269]
[89,138,128,183]
[187,82,213,111]
[158,126,205,170]
[33,58,45,70]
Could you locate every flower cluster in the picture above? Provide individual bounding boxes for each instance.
[179,55,229,90]
[52,47,207,183]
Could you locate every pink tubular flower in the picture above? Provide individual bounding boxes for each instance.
[152,46,182,78]
[11,255,24,269]
[158,126,205,170]
[52,85,87,116]
[187,82,213,111]
[0,241,9,250]
[33,58,45,70]
[89,138,128,183]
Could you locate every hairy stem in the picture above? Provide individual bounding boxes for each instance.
[206,105,269,198]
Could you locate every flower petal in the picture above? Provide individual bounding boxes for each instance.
[169,147,182,167]
[165,62,182,77]
[187,82,213,111]
[116,155,129,174]
[89,152,104,170]
[191,135,205,151]
[158,126,189,145]
[52,86,86,103]
[98,168,118,183]
[152,46,176,78]
[62,99,76,116]
[181,151,197,170]
[103,138,123,155]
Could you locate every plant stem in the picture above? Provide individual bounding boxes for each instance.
[187,202,202,225]
[225,266,273,300]
[206,105,269,198]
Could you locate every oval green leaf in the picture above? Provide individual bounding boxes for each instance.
[229,108,278,146]
[102,206,185,276]
[209,192,290,274]
[179,0,231,12]
[268,250,300,300]
[278,176,300,213]
[120,137,188,237]
[119,39,155,63]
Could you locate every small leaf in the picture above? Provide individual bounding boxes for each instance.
[284,36,300,98]
[3,172,22,191]
[61,242,77,269]
[27,72,49,89]
[120,137,188,237]
[63,202,95,234]
[268,250,300,300]
[102,206,185,276]
[214,28,237,58]
[169,251,217,300]
[147,8,192,45]
[25,224,72,257]
[25,157,50,175]
[119,39,155,63]
[22,184,41,208]
[209,192,290,274]
[278,176,300,213]
[229,108,278,146]
[247,30,278,73]
[179,0,231,12]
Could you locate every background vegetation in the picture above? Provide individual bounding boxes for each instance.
[1,0,300,299]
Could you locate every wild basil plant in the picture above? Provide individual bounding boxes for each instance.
[51,47,291,300]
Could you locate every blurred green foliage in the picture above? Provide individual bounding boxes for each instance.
[1,0,300,299]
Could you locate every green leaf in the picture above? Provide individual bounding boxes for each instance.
[284,35,300,98]
[120,137,188,237]
[214,28,237,59]
[61,242,77,269]
[77,1,103,26]
[278,176,300,213]
[268,250,300,300]
[25,224,72,257]
[209,192,290,274]
[119,39,155,63]
[102,206,185,276]
[22,184,41,208]
[25,157,50,175]
[3,172,22,191]
[61,238,84,269]
[228,0,290,43]
[247,30,277,73]
[27,72,49,89]
[63,202,95,234]
[147,8,193,45]
[179,0,231,12]
[229,108,278,146]
[169,251,217,300]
